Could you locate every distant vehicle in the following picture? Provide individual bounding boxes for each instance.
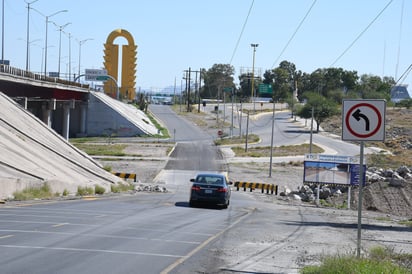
[189,173,232,208]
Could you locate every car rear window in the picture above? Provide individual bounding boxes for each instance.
[196,176,224,185]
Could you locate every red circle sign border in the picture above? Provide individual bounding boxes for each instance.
[345,103,382,138]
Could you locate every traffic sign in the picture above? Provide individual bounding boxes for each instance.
[258,83,272,96]
[223,87,233,93]
[96,76,109,81]
[342,99,386,141]
[85,69,108,81]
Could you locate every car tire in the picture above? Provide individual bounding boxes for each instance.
[222,200,229,209]
[189,200,195,207]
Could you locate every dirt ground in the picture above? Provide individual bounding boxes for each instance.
[322,108,412,218]
[98,106,412,219]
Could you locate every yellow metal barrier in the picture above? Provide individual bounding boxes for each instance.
[112,172,137,182]
[234,182,277,195]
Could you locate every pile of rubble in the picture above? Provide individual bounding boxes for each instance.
[282,166,412,202]
[134,184,168,193]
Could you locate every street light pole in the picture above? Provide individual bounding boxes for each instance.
[25,0,39,71]
[44,9,67,76]
[54,22,71,78]
[250,43,258,113]
[78,38,93,80]
[63,32,73,81]
[69,33,72,81]
[2,0,4,63]
[18,38,40,71]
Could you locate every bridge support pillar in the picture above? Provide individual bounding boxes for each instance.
[42,99,56,127]
[62,100,75,140]
[80,102,87,136]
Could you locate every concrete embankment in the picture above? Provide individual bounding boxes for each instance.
[0,92,121,199]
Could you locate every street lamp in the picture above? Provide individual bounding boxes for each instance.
[250,43,258,112]
[67,32,73,81]
[53,21,71,78]
[44,9,67,76]
[78,38,93,80]
[25,0,39,71]
[19,38,41,71]
[2,0,4,63]
[41,45,54,75]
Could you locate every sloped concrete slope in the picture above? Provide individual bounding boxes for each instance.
[0,92,121,199]
[87,91,158,137]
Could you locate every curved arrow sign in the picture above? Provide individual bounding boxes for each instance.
[352,109,370,131]
[342,100,386,141]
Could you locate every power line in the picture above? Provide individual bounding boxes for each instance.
[271,0,317,69]
[395,0,405,80]
[229,0,254,65]
[330,0,394,67]
[395,63,412,85]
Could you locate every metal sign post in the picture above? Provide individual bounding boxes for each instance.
[342,99,386,258]
[357,141,365,257]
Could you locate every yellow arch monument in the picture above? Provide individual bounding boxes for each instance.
[103,29,137,100]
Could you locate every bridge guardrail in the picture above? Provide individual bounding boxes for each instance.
[234,181,278,195]
[0,64,89,89]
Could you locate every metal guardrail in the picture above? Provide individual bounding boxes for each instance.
[234,181,278,195]
[0,64,89,89]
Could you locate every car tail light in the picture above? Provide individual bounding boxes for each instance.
[217,187,227,193]
[191,186,201,191]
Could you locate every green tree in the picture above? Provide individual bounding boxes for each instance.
[238,72,252,100]
[200,64,235,99]
[302,68,358,101]
[271,61,301,102]
[356,74,394,100]
[298,92,339,132]
[238,72,262,100]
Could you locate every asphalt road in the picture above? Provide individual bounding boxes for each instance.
[0,104,410,274]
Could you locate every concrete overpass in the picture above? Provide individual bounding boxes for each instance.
[0,65,157,139]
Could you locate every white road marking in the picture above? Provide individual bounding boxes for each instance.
[0,234,13,239]
[0,229,201,245]
[0,244,184,258]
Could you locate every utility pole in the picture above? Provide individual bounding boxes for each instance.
[183,69,190,112]
[251,43,259,113]
[245,110,249,152]
[198,68,202,112]
[183,67,202,112]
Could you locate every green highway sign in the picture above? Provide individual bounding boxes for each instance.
[96,76,109,81]
[223,87,233,93]
[259,83,272,95]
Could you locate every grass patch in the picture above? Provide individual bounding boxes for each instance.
[111,182,134,193]
[367,153,412,169]
[13,183,54,200]
[77,186,94,196]
[69,137,104,144]
[399,219,412,227]
[214,134,260,146]
[146,112,170,138]
[231,143,324,157]
[72,143,126,156]
[301,246,411,273]
[94,185,106,195]
[103,165,112,172]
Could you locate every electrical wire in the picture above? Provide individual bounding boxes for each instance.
[271,0,317,69]
[228,0,255,65]
[395,0,405,80]
[395,64,412,85]
[330,0,394,67]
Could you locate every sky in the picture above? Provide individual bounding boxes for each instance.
[3,0,412,94]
